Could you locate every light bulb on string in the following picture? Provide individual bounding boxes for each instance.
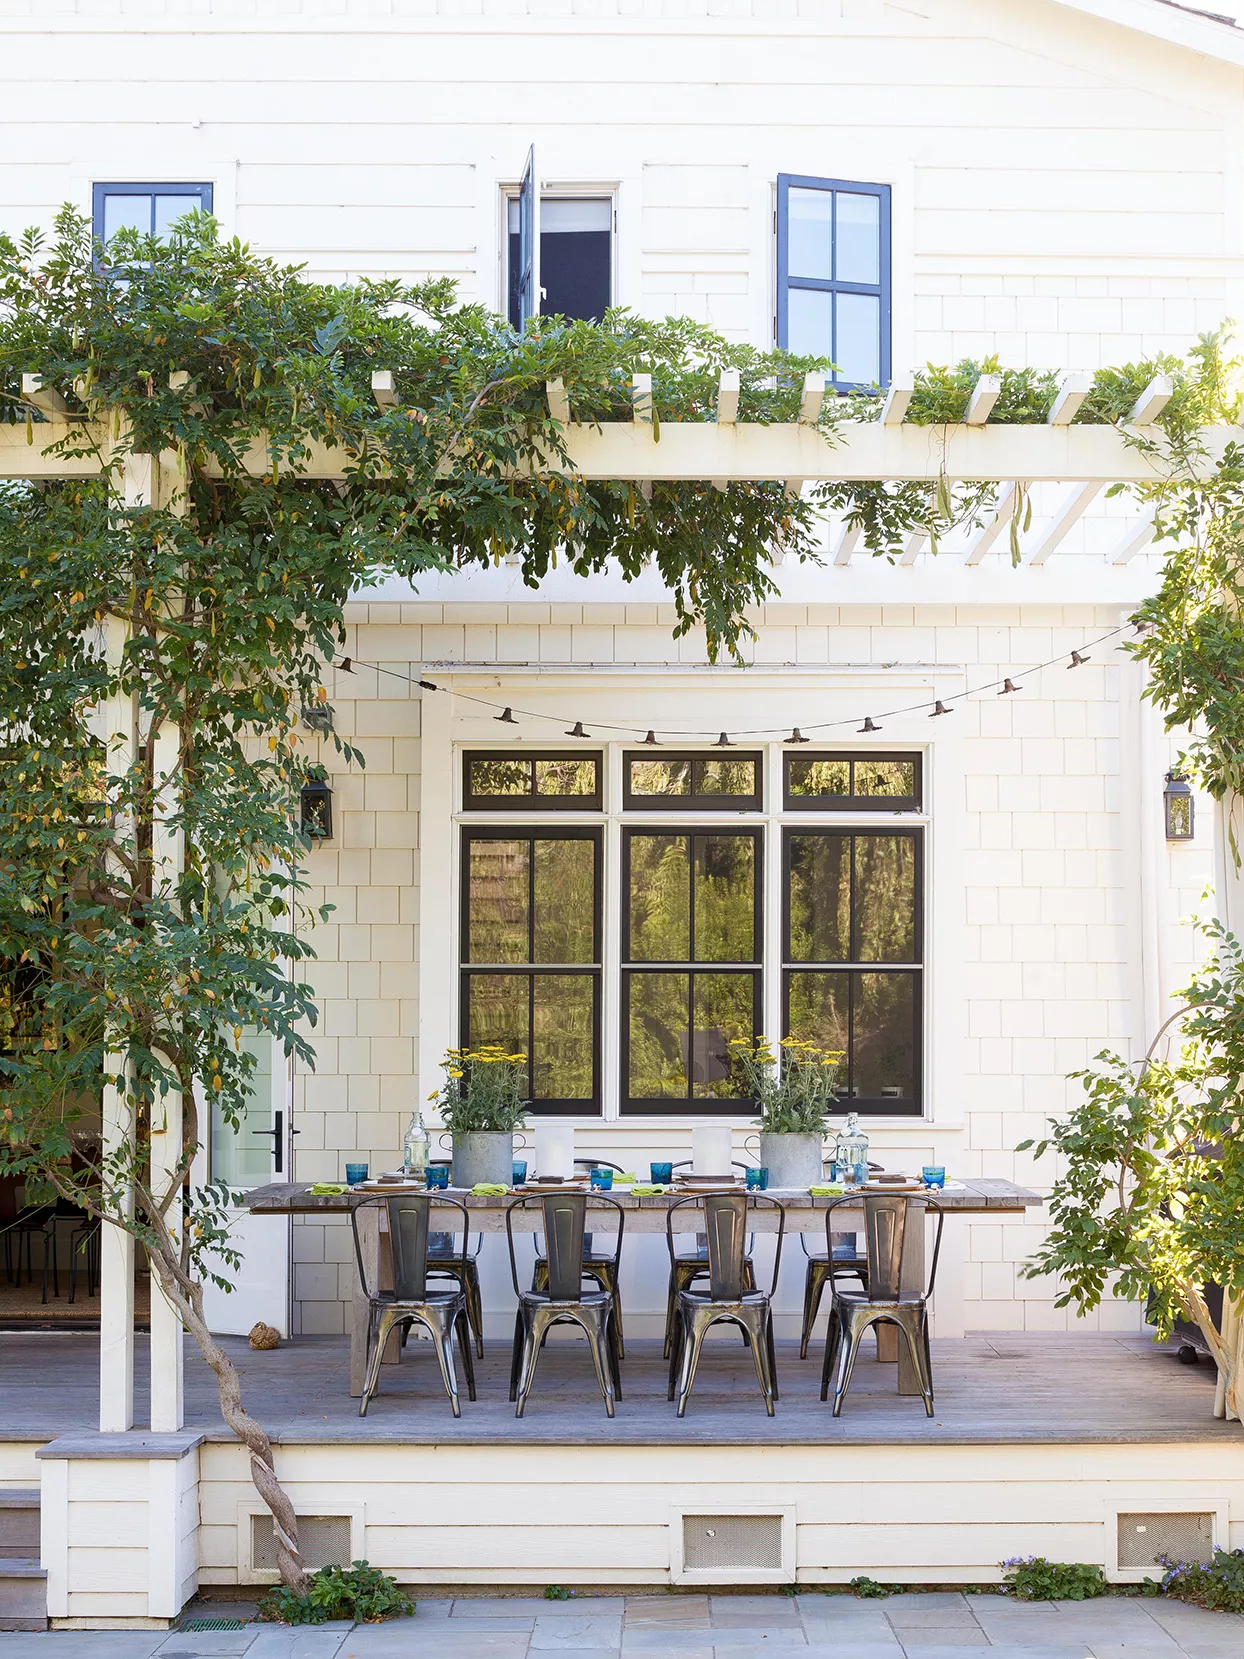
[787,728,810,744]
[565,721,591,738]
[641,731,660,746]
[858,717,881,734]
[998,679,1020,696]
[714,732,734,748]
[1067,652,1089,669]
[338,657,354,674]
[418,679,440,692]
[929,701,952,718]
[495,707,519,725]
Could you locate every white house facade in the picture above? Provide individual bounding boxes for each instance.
[3,0,1244,1627]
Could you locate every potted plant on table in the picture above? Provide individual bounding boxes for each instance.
[433,1045,530,1189]
[731,1036,843,1189]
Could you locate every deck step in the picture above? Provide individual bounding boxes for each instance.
[0,1492,39,1558]
[0,1557,47,1632]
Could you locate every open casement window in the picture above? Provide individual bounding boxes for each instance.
[463,751,603,811]
[785,752,921,812]
[92,181,214,250]
[782,829,922,1115]
[622,829,762,1116]
[507,149,613,329]
[623,751,763,812]
[776,173,890,391]
[461,829,602,1115]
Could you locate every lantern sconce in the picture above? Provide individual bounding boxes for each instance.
[300,776,334,841]
[1163,771,1194,841]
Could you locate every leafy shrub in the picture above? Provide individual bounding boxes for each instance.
[1001,1558,1106,1602]
[259,1561,414,1625]
[543,1584,574,1601]
[1160,1549,1244,1614]
[849,1576,892,1599]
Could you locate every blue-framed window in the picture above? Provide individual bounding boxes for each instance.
[776,174,890,390]
[91,181,214,250]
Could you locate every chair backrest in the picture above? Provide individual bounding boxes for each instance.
[387,1195,433,1300]
[824,1194,943,1300]
[667,1193,785,1299]
[541,1191,588,1299]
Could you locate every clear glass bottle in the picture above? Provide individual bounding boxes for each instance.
[835,1112,870,1186]
[403,1108,429,1178]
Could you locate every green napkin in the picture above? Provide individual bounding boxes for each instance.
[310,1182,346,1197]
[471,1182,508,1196]
[630,1183,666,1196]
[614,1172,640,1184]
[809,1184,845,1197]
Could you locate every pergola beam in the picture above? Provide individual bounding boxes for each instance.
[20,373,70,422]
[1109,508,1158,564]
[1027,483,1100,565]
[964,373,1001,426]
[716,369,740,426]
[881,374,914,424]
[965,482,1021,565]
[1,414,1235,485]
[833,522,862,566]
[1048,371,1094,426]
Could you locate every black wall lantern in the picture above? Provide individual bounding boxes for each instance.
[299,777,334,841]
[1163,771,1194,841]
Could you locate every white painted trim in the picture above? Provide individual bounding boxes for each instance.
[1104,1492,1231,1583]
[670,1503,797,1586]
[417,688,457,1119]
[40,1458,69,1621]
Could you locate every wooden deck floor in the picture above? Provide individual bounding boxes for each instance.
[0,1328,1233,1446]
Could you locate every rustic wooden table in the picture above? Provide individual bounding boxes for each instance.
[248,1178,1041,1398]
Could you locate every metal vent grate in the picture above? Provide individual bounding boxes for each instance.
[682,1514,783,1572]
[251,1514,352,1574]
[1117,1512,1214,1570]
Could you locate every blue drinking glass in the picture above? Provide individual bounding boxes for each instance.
[425,1164,450,1190]
[922,1165,946,1190]
[590,1167,613,1191]
[650,1162,673,1184]
[344,1163,368,1187]
[512,1160,528,1187]
[745,1166,768,1191]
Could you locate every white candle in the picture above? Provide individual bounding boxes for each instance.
[535,1123,574,1180]
[692,1125,732,1176]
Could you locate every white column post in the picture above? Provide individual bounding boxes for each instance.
[99,616,136,1432]
[417,686,455,1115]
[1119,645,1172,1052]
[149,716,185,1431]
[1213,792,1244,1421]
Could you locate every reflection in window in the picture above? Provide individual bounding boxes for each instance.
[623,829,760,1112]
[461,831,600,1109]
[92,182,214,252]
[465,751,601,809]
[785,752,921,811]
[784,829,921,1112]
[624,752,762,809]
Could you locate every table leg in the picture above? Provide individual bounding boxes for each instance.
[350,1207,378,1398]
[896,1204,927,1396]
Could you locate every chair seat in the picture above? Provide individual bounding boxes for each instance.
[373,1289,462,1310]
[679,1286,769,1310]
[520,1286,612,1310]
[834,1287,926,1309]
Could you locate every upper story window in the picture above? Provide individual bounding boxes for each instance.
[507,148,613,328]
[464,751,603,811]
[776,173,890,391]
[92,182,214,249]
[624,751,763,812]
[785,752,921,812]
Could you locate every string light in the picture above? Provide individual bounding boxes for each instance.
[330,623,1128,743]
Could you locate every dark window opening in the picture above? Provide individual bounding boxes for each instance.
[508,197,612,328]
[464,751,602,811]
[785,752,921,812]
[624,751,763,812]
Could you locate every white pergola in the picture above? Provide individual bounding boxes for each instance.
[6,362,1239,1437]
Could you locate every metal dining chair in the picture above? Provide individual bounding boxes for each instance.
[818,1192,944,1417]
[426,1230,485,1356]
[798,1231,869,1358]
[351,1194,477,1418]
[666,1192,785,1418]
[663,1230,756,1358]
[507,1191,624,1419]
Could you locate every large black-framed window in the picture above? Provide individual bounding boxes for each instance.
[460,828,601,1114]
[776,173,890,392]
[623,751,764,812]
[463,751,602,811]
[92,181,214,250]
[783,828,922,1114]
[785,752,922,812]
[622,828,762,1116]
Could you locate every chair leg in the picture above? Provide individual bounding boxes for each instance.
[595,1264,625,1361]
[674,1308,711,1419]
[667,1301,683,1401]
[428,1314,462,1419]
[765,1306,780,1403]
[830,1313,869,1418]
[820,1304,842,1402]
[508,1309,525,1403]
[801,1261,828,1360]
[465,1263,485,1358]
[741,1307,776,1417]
[662,1267,679,1359]
[514,1307,547,1419]
[583,1311,616,1420]
[455,1308,477,1402]
[359,1306,392,1417]
[605,1302,623,1399]
[899,1311,935,1417]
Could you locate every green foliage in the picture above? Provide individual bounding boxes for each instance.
[543,1585,573,1601]
[849,1576,892,1598]
[732,1034,841,1134]
[1019,920,1244,1339]
[258,1561,414,1625]
[1160,1548,1244,1614]
[434,1045,530,1134]
[1001,1558,1107,1602]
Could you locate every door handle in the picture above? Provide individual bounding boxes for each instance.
[252,1111,286,1174]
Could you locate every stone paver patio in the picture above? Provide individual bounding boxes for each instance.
[0,1591,1241,1659]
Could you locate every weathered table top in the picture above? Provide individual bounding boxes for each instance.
[247,1176,1041,1232]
